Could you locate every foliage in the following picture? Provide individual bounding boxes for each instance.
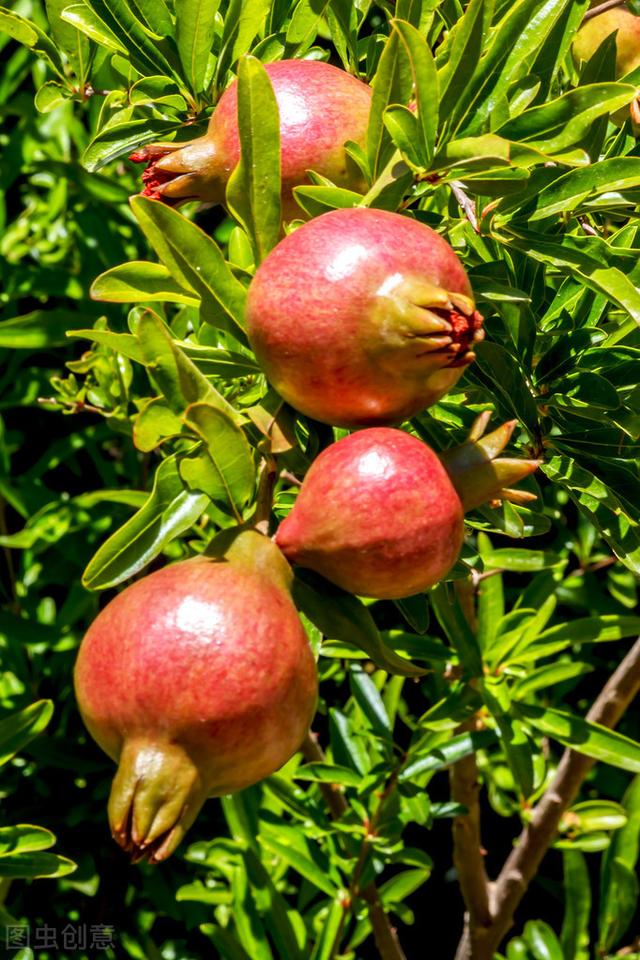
[1,0,640,957]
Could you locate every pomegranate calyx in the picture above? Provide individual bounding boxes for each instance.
[382,277,485,370]
[108,738,209,864]
[129,135,223,206]
[439,413,541,511]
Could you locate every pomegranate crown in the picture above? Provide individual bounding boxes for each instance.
[439,411,542,511]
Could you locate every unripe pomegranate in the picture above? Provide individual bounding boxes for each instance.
[246,207,484,428]
[275,418,540,599]
[130,60,372,219]
[573,6,640,78]
[75,532,317,862]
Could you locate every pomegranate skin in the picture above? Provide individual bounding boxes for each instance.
[75,549,317,861]
[573,7,640,78]
[246,208,484,428]
[275,428,465,599]
[133,60,372,218]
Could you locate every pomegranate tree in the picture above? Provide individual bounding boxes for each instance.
[130,59,372,219]
[74,532,317,862]
[246,207,484,427]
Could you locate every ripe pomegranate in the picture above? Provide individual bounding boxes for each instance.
[573,5,640,126]
[246,207,484,428]
[573,5,640,77]
[130,59,372,219]
[275,417,540,600]
[74,531,317,862]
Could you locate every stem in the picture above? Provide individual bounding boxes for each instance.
[449,583,492,955]
[456,636,640,960]
[584,0,628,21]
[301,732,407,960]
[450,181,480,233]
[450,719,492,940]
[253,456,277,536]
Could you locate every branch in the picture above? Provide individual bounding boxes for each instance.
[584,0,628,21]
[450,181,480,233]
[450,720,492,946]
[457,637,640,960]
[301,732,407,960]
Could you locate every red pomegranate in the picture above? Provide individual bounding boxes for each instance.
[74,532,317,862]
[246,207,484,428]
[275,419,540,599]
[130,59,372,219]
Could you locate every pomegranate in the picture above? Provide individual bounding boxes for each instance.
[246,207,484,428]
[573,5,640,78]
[130,59,372,219]
[275,417,540,599]
[74,531,317,862]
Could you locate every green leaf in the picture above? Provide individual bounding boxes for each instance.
[437,0,486,129]
[0,852,76,879]
[0,825,56,855]
[82,455,209,590]
[91,262,198,305]
[392,19,438,165]
[226,56,281,261]
[0,310,102,349]
[309,898,345,960]
[242,849,304,960]
[215,0,270,83]
[0,701,53,767]
[367,30,412,179]
[472,341,540,429]
[292,571,426,678]
[130,197,248,337]
[528,157,640,221]
[560,850,591,960]
[180,402,255,518]
[400,729,497,781]
[543,458,640,575]
[175,0,220,96]
[522,920,564,960]
[505,230,640,327]
[567,800,628,833]
[497,83,637,156]
[61,3,127,52]
[512,662,593,697]
[517,703,640,773]
[0,6,65,78]
[135,312,240,422]
[349,667,392,739]
[260,834,339,898]
[69,0,181,79]
[83,118,184,172]
[293,762,362,787]
[231,862,273,960]
[599,775,640,952]
[430,585,484,678]
[379,866,432,904]
[202,926,253,960]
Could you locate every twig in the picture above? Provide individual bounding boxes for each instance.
[450,181,480,233]
[584,0,628,21]
[450,719,492,953]
[449,584,491,957]
[456,637,640,960]
[301,732,407,960]
[252,456,277,535]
